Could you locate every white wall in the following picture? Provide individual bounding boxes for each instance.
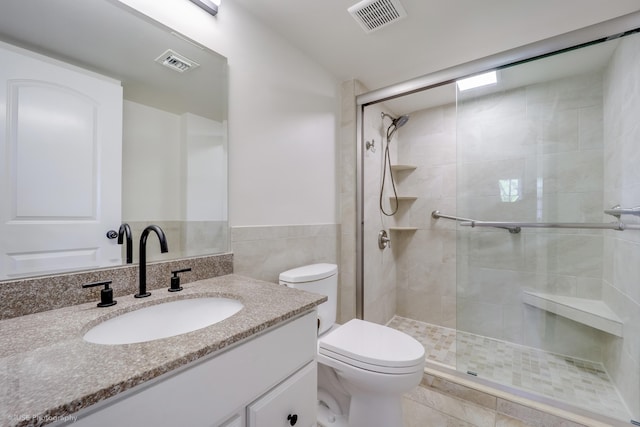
[181,113,227,222]
[116,0,340,227]
[122,100,181,221]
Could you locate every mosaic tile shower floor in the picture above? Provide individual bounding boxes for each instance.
[387,315,630,419]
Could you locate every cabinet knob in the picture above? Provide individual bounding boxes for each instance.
[287,413,298,426]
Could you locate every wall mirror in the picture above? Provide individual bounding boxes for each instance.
[0,0,228,281]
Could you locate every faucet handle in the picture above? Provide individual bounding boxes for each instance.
[169,268,192,292]
[82,280,117,307]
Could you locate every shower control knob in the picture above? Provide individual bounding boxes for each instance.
[378,229,391,249]
[287,413,298,425]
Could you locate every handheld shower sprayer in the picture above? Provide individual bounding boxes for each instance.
[381,112,410,141]
[379,112,410,216]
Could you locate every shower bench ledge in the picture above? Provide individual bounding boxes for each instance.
[389,227,418,232]
[390,164,417,172]
[523,291,623,337]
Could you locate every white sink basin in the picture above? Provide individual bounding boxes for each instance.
[83,297,243,345]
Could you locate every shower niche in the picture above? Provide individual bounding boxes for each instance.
[388,163,418,233]
[359,27,640,424]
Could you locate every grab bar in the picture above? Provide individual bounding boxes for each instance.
[431,210,521,233]
[432,210,640,233]
[460,220,638,231]
[604,205,640,218]
[431,211,473,222]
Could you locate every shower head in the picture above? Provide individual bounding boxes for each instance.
[393,114,409,128]
[382,112,409,140]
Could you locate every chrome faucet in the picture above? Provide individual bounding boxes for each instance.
[117,223,133,264]
[135,225,169,298]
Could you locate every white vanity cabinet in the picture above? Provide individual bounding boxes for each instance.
[66,311,317,427]
[247,361,317,427]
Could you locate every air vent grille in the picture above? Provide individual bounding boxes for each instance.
[155,49,200,73]
[348,0,407,33]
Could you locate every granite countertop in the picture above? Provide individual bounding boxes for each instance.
[0,274,325,427]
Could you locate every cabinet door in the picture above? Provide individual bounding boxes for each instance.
[247,362,317,427]
[219,414,242,427]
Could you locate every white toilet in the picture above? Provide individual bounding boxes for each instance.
[280,263,425,427]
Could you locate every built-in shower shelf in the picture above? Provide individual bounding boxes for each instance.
[391,196,418,202]
[523,291,623,337]
[390,164,417,173]
[389,227,418,232]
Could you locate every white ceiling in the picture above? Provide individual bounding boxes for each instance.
[231,0,640,92]
[2,0,639,119]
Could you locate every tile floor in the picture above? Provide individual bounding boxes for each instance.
[387,316,631,420]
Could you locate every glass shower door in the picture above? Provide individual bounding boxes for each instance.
[454,34,639,422]
[358,28,640,424]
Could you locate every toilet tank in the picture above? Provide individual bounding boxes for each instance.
[279,263,337,335]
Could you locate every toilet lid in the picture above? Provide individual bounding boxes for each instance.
[318,319,425,373]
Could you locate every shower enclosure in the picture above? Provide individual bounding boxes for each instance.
[356,14,640,424]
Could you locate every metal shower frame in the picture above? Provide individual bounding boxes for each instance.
[354,10,640,320]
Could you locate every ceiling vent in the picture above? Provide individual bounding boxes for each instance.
[348,0,407,34]
[155,49,200,73]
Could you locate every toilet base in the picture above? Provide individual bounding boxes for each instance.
[317,350,423,427]
[317,396,402,427]
[318,402,348,427]
[348,393,403,427]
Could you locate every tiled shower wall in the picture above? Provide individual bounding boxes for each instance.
[360,100,400,325]
[454,69,607,361]
[355,68,610,343]
[393,69,609,360]
[602,33,640,418]
[394,101,458,329]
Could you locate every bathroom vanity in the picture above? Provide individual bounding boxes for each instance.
[0,275,325,427]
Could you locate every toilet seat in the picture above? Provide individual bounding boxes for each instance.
[318,319,425,375]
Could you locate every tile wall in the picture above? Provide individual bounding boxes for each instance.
[388,68,608,359]
[360,99,400,325]
[125,220,228,263]
[453,69,607,360]
[230,224,339,284]
[337,80,363,323]
[393,99,458,328]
